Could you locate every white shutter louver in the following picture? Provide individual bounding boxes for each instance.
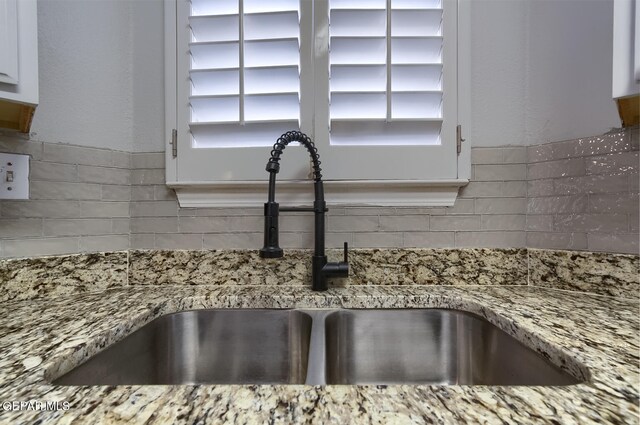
[188,0,302,148]
[328,0,444,146]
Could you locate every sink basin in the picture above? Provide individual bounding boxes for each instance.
[54,309,312,385]
[53,308,582,386]
[324,309,580,385]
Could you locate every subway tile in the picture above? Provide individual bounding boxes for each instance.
[481,215,526,231]
[502,147,527,164]
[0,219,42,238]
[528,131,634,163]
[569,131,635,157]
[586,152,639,175]
[554,174,628,195]
[154,185,177,200]
[455,231,525,248]
[430,215,480,231]
[44,218,113,236]
[225,216,264,232]
[111,218,130,234]
[403,231,455,248]
[475,198,527,214]
[353,232,403,248]
[631,127,639,150]
[630,215,639,232]
[131,185,155,201]
[502,181,527,197]
[101,185,131,201]
[2,237,80,258]
[327,207,346,216]
[527,195,588,214]
[630,174,639,192]
[203,233,261,249]
[326,232,353,248]
[471,148,503,164]
[587,233,639,255]
[79,234,129,252]
[328,215,379,232]
[280,232,305,249]
[527,158,585,180]
[30,180,102,200]
[527,179,555,197]
[130,169,165,185]
[177,216,228,233]
[132,217,179,233]
[345,206,397,215]
[441,198,475,215]
[0,137,43,159]
[473,164,526,181]
[80,201,130,218]
[554,214,629,233]
[589,193,639,214]
[458,182,504,198]
[30,161,78,182]
[525,215,554,232]
[130,201,178,217]
[379,215,429,232]
[526,232,588,250]
[527,143,556,163]
[43,143,113,167]
[130,234,155,249]
[0,200,82,218]
[131,152,165,169]
[194,207,262,216]
[177,208,198,217]
[279,214,315,232]
[110,151,132,169]
[155,233,203,249]
[78,165,131,185]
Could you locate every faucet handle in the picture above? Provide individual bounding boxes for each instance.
[343,241,349,263]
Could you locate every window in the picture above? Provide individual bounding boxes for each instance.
[165,0,468,207]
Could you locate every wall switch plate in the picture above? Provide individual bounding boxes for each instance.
[0,152,29,199]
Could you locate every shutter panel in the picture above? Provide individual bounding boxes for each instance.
[328,0,444,146]
[188,0,301,148]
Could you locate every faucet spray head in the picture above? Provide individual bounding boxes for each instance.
[259,201,283,258]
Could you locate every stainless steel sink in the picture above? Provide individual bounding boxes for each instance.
[54,309,312,385]
[53,308,582,386]
[324,309,580,385]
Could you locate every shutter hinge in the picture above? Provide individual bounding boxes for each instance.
[170,129,177,158]
[456,124,465,155]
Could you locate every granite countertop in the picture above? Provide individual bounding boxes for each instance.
[0,284,637,424]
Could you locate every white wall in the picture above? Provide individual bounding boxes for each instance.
[469,0,621,147]
[29,0,164,152]
[32,0,134,151]
[28,0,621,152]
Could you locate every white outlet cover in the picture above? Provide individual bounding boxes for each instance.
[0,152,30,199]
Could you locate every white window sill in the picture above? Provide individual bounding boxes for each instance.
[168,179,469,208]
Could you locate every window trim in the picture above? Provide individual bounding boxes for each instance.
[164,0,470,207]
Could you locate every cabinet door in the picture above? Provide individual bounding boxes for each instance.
[0,0,19,85]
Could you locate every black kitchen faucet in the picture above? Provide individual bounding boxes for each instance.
[259,131,349,291]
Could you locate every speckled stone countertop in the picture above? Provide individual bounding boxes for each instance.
[0,284,637,424]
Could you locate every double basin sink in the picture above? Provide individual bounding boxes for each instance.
[54,309,581,386]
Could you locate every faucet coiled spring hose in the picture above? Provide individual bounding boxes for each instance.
[266,131,324,203]
[267,131,323,181]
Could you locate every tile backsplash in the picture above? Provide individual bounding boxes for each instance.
[0,127,637,258]
[526,129,638,253]
[0,136,130,258]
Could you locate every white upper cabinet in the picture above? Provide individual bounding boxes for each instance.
[0,0,38,132]
[612,0,640,99]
